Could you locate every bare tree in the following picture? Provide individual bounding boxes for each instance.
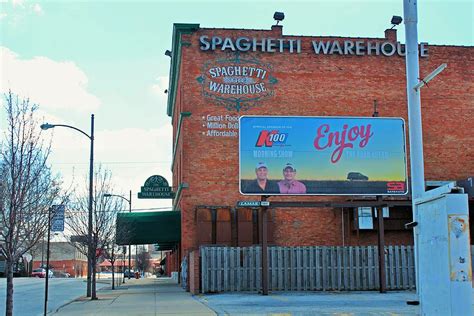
[136,249,151,274]
[102,242,122,289]
[66,166,123,299]
[102,215,133,289]
[0,91,62,316]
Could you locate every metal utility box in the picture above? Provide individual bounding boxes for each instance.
[416,191,472,316]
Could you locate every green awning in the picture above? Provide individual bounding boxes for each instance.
[153,243,177,251]
[116,211,180,246]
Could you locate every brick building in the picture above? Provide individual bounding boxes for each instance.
[32,241,87,277]
[164,22,473,280]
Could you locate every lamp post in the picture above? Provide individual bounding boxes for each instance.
[104,190,132,280]
[40,114,94,298]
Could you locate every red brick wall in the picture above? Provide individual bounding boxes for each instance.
[172,26,473,257]
[165,251,179,277]
[189,250,200,294]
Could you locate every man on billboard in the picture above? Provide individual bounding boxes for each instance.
[278,163,307,194]
[242,162,279,194]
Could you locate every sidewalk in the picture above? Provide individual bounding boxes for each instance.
[198,290,421,316]
[52,277,215,316]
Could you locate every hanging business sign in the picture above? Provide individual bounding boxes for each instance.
[51,205,65,232]
[239,116,408,196]
[138,175,174,199]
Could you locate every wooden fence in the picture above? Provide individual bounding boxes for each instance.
[200,245,415,293]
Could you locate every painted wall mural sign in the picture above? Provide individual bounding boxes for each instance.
[197,52,278,112]
[201,114,239,137]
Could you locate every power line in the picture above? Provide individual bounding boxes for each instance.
[52,161,171,165]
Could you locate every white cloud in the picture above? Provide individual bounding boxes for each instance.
[11,0,25,8]
[1,47,101,112]
[31,3,42,15]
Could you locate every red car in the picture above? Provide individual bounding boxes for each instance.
[31,268,53,278]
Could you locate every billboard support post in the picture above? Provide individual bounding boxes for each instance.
[260,195,269,296]
[376,199,387,293]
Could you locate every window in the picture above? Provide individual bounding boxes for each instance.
[357,206,390,230]
[374,206,390,218]
[358,207,373,229]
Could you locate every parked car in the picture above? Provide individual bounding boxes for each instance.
[124,269,135,278]
[31,268,53,278]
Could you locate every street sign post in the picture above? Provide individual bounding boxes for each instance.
[44,204,64,316]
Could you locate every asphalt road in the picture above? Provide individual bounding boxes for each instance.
[0,277,107,315]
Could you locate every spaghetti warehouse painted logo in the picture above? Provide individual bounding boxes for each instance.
[197,52,277,112]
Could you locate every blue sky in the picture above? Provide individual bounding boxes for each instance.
[1,0,472,211]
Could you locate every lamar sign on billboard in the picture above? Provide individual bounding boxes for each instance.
[239,116,408,196]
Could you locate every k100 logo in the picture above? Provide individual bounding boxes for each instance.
[255,130,288,147]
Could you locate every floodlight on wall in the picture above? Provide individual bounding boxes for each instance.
[273,12,285,25]
[390,15,403,29]
[165,50,172,57]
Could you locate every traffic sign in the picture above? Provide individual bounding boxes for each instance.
[237,201,270,207]
[51,205,65,232]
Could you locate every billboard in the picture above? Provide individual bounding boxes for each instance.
[239,116,407,196]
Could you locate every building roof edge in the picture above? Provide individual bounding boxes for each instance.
[166,23,200,118]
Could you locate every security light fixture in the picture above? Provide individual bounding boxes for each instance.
[165,50,172,57]
[390,15,403,29]
[273,12,285,25]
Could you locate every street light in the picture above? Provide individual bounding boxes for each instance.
[40,114,94,298]
[104,190,132,280]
